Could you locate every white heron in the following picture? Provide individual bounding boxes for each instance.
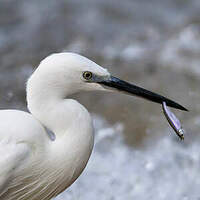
[0,52,187,200]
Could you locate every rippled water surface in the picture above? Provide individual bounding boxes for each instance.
[1,0,200,199]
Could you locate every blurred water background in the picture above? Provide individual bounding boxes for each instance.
[1,0,200,199]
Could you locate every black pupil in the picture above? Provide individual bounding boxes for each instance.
[86,73,90,77]
[85,72,91,79]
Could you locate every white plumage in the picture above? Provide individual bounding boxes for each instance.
[0,52,186,200]
[0,53,109,200]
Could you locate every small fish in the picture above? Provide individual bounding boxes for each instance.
[162,102,185,140]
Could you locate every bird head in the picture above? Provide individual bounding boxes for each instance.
[27,52,187,111]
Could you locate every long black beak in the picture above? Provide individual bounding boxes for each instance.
[99,76,188,111]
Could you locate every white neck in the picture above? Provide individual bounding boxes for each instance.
[23,52,111,196]
[26,73,95,196]
[26,68,92,140]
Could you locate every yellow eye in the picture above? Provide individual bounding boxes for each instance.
[83,71,93,80]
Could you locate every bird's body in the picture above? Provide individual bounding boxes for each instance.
[0,53,186,200]
[0,53,97,200]
[0,108,93,200]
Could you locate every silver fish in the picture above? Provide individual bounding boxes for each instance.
[162,102,184,140]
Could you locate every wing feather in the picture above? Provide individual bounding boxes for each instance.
[0,141,30,196]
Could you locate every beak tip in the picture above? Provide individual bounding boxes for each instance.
[176,104,189,112]
[169,103,188,112]
[182,107,189,112]
[180,107,189,112]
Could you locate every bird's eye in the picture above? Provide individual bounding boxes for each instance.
[83,71,93,80]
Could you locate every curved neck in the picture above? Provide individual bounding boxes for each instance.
[26,74,94,196]
[26,73,89,138]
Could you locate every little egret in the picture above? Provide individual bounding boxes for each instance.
[0,52,187,200]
